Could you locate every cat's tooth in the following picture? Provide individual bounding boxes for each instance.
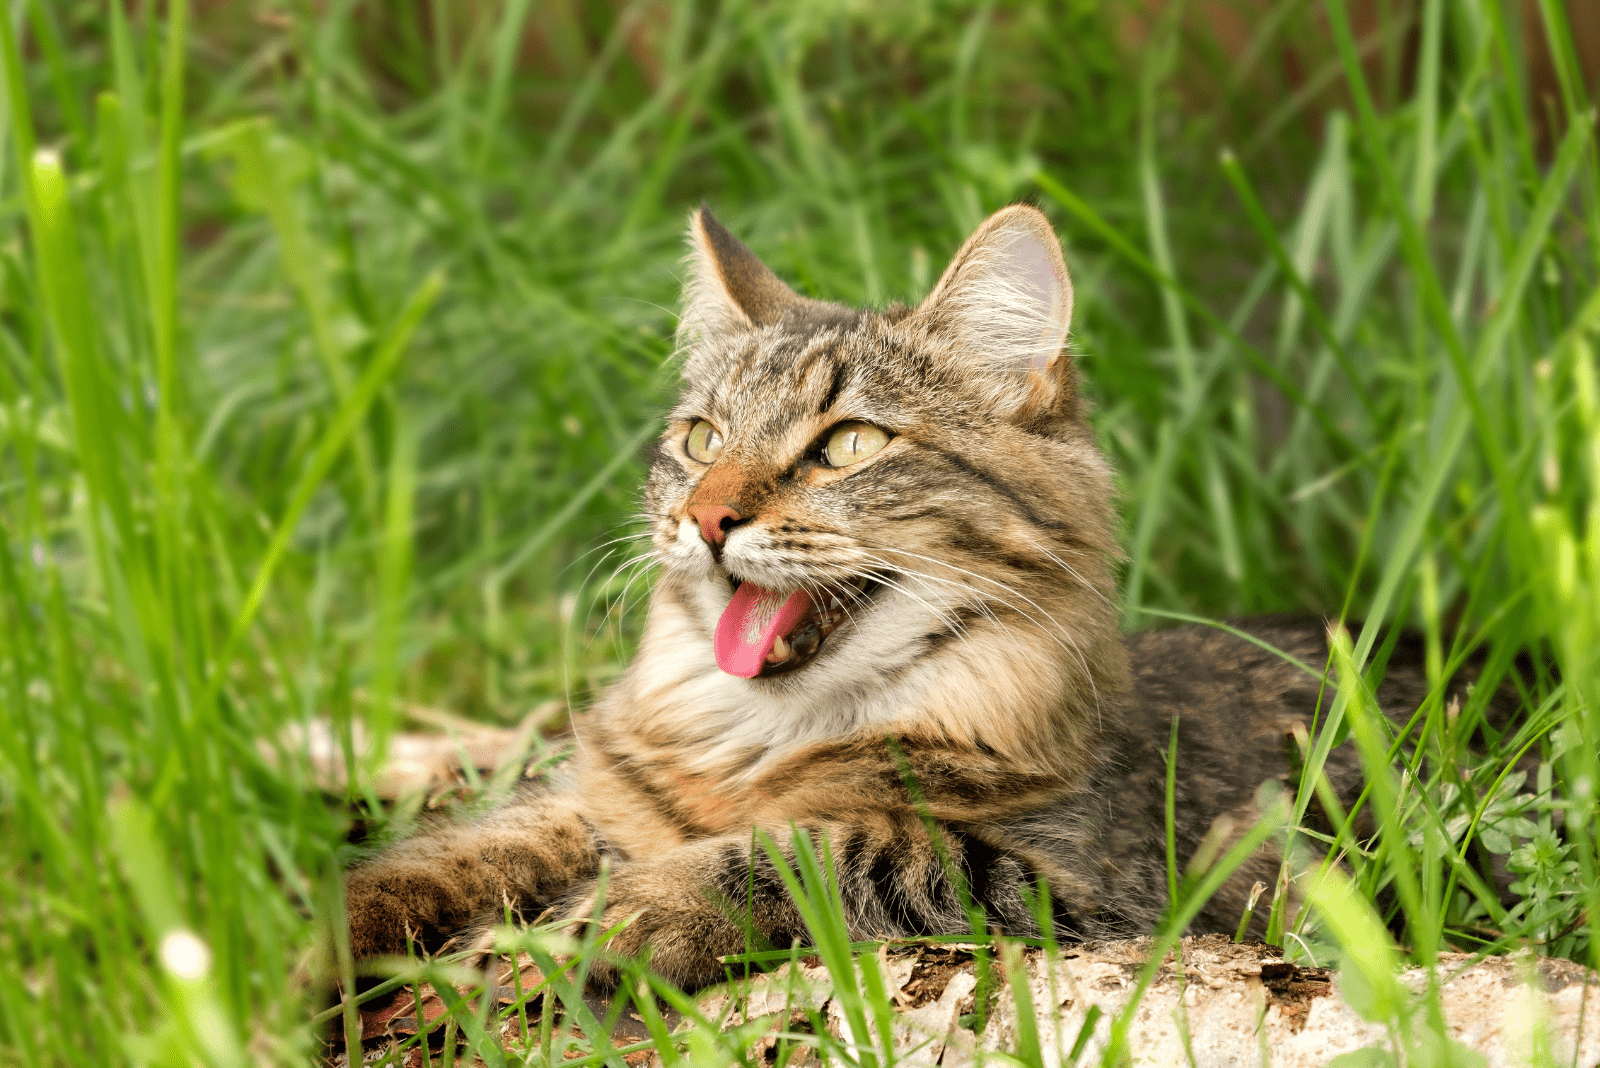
[769,634,791,662]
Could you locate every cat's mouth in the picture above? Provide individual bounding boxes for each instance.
[714,575,877,678]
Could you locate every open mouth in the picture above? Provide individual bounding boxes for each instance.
[713,575,877,679]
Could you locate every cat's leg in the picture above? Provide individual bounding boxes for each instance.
[345,787,601,959]
[565,815,1039,990]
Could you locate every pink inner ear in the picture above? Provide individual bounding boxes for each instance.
[997,232,1065,370]
[1002,232,1060,304]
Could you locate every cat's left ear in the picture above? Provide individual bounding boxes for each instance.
[911,204,1075,417]
[679,206,811,342]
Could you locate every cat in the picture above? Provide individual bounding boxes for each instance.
[343,204,1500,991]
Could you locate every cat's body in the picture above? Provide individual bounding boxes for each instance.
[345,206,1489,989]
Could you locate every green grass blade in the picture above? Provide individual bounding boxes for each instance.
[220,270,443,673]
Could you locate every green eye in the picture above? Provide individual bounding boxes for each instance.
[823,422,890,467]
[686,420,724,463]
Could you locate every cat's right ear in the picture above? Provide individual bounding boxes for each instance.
[679,207,807,341]
[911,205,1075,419]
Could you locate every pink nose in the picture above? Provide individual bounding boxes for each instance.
[688,504,743,546]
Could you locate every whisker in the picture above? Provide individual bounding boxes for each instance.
[563,528,659,576]
[609,567,657,637]
[593,553,661,636]
[818,561,985,663]
[849,546,1103,718]
[1029,542,1118,613]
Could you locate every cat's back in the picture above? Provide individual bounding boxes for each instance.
[1125,616,1331,735]
[1115,614,1491,844]
[1113,617,1333,843]
[1124,613,1484,740]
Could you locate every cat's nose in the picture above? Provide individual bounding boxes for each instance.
[688,503,744,546]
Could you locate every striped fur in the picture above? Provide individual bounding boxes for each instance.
[345,206,1504,990]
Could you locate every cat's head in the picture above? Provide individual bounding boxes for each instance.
[642,205,1122,703]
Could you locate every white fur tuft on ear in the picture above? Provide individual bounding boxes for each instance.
[911,205,1074,410]
[679,209,746,343]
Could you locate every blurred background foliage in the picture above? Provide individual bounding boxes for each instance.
[23,0,1559,724]
[10,0,1594,717]
[2,0,1599,1063]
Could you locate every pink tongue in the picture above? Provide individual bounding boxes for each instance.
[714,583,813,678]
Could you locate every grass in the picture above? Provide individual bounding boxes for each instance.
[0,0,1597,1063]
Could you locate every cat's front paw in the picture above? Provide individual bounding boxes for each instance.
[561,872,746,992]
[345,856,493,960]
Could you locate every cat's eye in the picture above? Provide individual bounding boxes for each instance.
[823,422,890,467]
[686,420,724,463]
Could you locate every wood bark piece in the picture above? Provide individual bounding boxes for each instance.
[274,701,561,799]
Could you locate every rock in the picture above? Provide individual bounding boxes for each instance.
[680,936,1600,1068]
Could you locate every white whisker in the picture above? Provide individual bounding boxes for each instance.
[849,544,1103,718]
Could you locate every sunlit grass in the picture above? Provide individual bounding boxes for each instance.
[0,0,1596,1064]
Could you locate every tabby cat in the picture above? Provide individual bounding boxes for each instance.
[344,204,1487,990]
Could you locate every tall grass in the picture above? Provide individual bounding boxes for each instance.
[0,0,1596,1064]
